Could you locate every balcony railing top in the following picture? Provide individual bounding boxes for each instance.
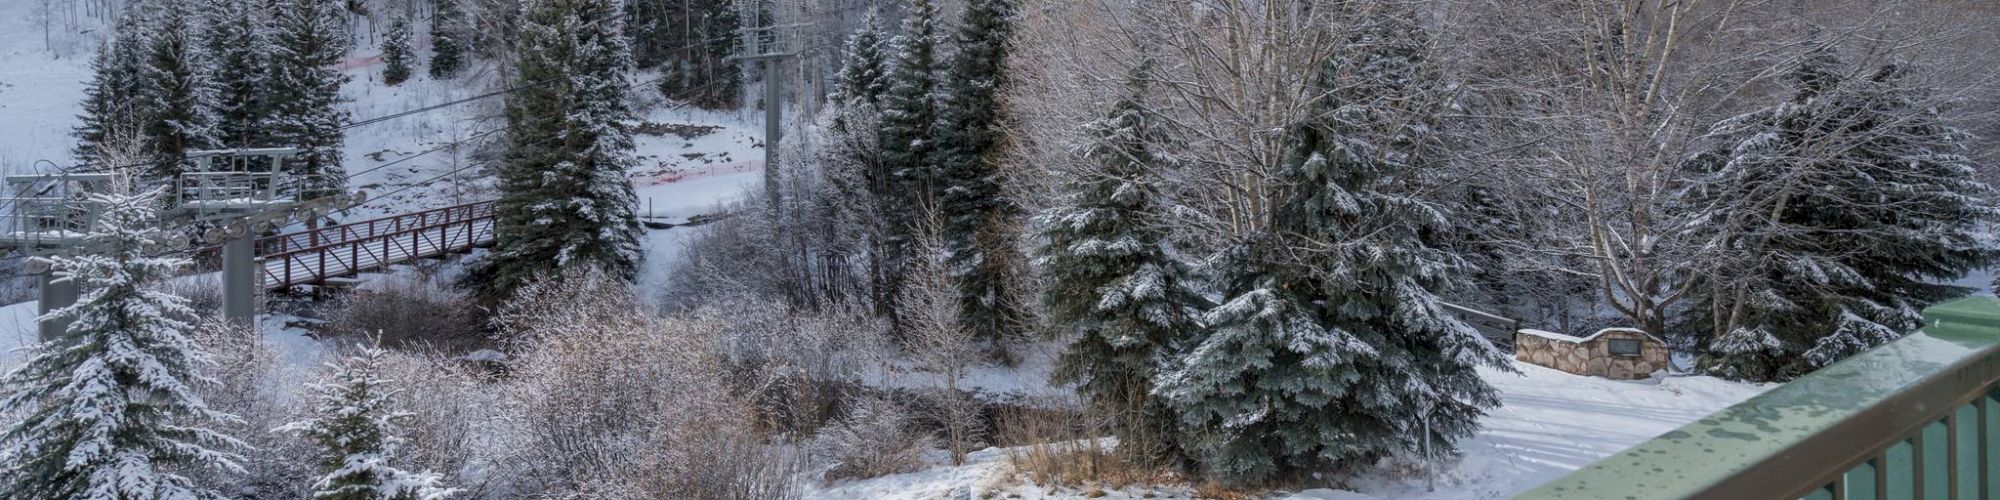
[1519,296,2000,500]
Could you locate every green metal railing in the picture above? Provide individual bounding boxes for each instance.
[1518,296,2000,500]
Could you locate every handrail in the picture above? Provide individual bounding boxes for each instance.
[1518,296,2000,500]
[257,202,496,289]
[255,201,494,255]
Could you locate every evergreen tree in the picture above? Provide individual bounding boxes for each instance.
[830,16,898,316]
[0,187,244,499]
[270,0,353,198]
[74,26,150,166]
[1154,11,1506,484]
[427,0,466,80]
[205,0,276,150]
[875,0,945,330]
[934,0,1025,344]
[1681,48,2000,382]
[138,0,221,181]
[832,14,889,107]
[382,16,414,86]
[277,345,457,500]
[1036,63,1204,467]
[483,0,644,299]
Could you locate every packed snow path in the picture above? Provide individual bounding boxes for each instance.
[255,201,495,289]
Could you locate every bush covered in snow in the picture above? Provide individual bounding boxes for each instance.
[809,395,934,483]
[497,268,803,499]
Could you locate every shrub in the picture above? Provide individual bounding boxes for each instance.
[322,270,484,352]
[499,268,803,499]
[810,395,934,483]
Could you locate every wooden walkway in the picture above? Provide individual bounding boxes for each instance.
[256,201,496,290]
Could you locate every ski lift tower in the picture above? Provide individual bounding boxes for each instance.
[175,148,315,326]
[0,172,119,340]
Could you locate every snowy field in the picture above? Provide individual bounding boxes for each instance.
[809,362,1768,500]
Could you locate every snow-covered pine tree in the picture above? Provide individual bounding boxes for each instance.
[876,0,945,330]
[270,0,353,198]
[0,187,244,499]
[832,14,889,108]
[1036,61,1204,467]
[828,15,899,316]
[138,0,220,182]
[483,0,644,299]
[427,0,465,80]
[74,24,150,166]
[277,345,457,500]
[381,16,414,86]
[205,0,275,150]
[1680,47,2000,382]
[1154,10,1507,484]
[933,0,1025,345]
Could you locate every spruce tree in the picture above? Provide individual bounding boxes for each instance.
[875,0,945,330]
[277,345,457,500]
[205,0,275,150]
[880,0,942,206]
[74,28,149,166]
[270,0,353,198]
[1036,63,1203,467]
[832,14,889,108]
[831,17,901,317]
[934,0,1024,344]
[1681,48,2000,382]
[1155,12,1506,484]
[138,0,221,181]
[427,0,466,80]
[382,16,414,86]
[0,188,244,499]
[483,0,644,299]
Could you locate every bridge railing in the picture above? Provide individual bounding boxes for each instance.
[1518,296,2000,500]
[259,201,497,289]
[255,201,495,256]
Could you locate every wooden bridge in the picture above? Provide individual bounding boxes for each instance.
[251,200,496,289]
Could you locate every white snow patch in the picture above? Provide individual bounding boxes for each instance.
[816,360,1769,499]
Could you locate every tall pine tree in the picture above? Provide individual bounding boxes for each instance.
[382,15,414,86]
[934,0,1025,345]
[138,0,220,181]
[1036,62,1204,467]
[277,345,457,500]
[483,0,644,299]
[270,0,353,198]
[876,0,945,331]
[1155,11,1507,484]
[1681,48,2000,382]
[427,0,466,79]
[830,17,898,317]
[205,0,275,150]
[74,25,150,166]
[832,13,888,107]
[0,188,244,499]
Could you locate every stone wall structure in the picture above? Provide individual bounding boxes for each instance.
[1514,328,1670,380]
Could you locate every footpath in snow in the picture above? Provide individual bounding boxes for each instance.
[809,361,1768,500]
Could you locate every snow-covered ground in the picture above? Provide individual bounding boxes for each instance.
[810,361,1769,500]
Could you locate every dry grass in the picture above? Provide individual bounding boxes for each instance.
[996,397,1165,489]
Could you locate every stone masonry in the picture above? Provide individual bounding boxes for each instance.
[1514,328,1670,380]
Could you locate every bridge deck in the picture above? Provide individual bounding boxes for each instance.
[256,201,496,290]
